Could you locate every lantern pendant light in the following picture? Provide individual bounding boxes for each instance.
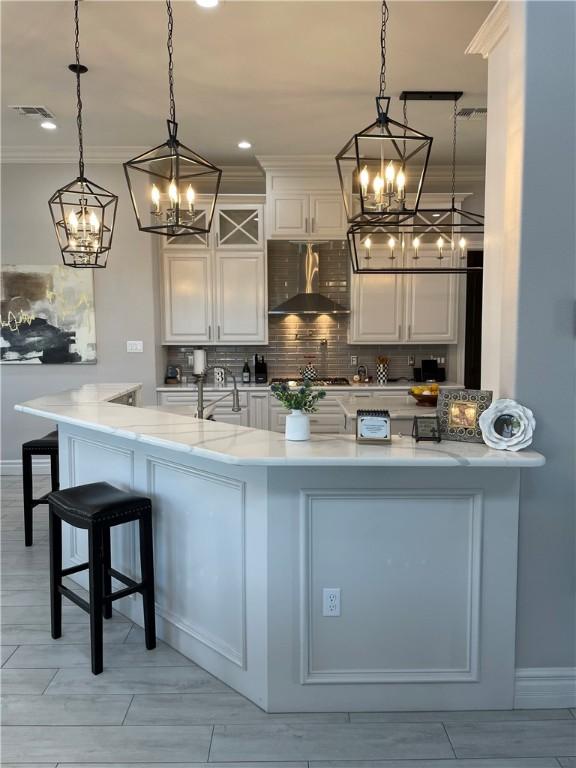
[346,95,484,275]
[335,0,433,225]
[124,0,222,238]
[48,1,118,268]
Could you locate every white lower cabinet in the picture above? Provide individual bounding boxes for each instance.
[248,392,269,430]
[268,394,346,434]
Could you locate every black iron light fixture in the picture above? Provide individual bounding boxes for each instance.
[124,0,222,238]
[48,1,118,268]
[346,94,484,274]
[335,1,433,225]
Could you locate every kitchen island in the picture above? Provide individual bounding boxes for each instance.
[16,384,544,712]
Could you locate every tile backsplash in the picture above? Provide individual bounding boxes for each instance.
[164,241,450,382]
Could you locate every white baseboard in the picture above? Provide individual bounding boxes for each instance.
[514,667,576,708]
[1,459,52,476]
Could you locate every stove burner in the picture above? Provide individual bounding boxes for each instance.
[270,377,350,387]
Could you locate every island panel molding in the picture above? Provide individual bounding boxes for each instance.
[146,455,247,669]
[299,489,482,685]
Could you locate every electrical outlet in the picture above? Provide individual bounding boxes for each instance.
[408,355,415,366]
[322,587,341,617]
[350,355,358,366]
[126,340,143,353]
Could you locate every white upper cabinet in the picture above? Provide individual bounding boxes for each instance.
[163,205,212,250]
[161,195,267,346]
[215,251,266,343]
[404,250,459,343]
[163,252,213,343]
[309,194,347,236]
[349,251,404,344]
[269,194,309,237]
[215,203,264,250]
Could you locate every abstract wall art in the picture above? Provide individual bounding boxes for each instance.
[1,265,96,364]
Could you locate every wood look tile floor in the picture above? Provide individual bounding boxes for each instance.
[1,473,575,766]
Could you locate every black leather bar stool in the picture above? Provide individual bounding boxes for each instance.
[22,431,59,547]
[48,482,156,674]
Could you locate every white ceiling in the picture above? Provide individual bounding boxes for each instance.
[1,0,492,166]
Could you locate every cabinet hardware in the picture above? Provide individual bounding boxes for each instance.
[305,217,309,233]
[217,325,221,340]
[311,217,315,232]
[398,324,401,338]
[208,325,212,340]
[408,324,412,339]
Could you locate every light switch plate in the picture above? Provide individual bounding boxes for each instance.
[126,340,143,353]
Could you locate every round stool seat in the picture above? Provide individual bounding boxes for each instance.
[49,482,151,526]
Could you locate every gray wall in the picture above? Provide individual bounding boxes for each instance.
[1,162,160,462]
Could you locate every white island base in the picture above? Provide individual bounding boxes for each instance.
[16,385,545,713]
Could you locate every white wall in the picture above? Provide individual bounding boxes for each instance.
[478,1,576,669]
[1,162,160,462]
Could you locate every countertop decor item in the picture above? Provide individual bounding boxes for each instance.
[124,0,221,239]
[479,398,536,451]
[437,388,493,443]
[300,362,317,382]
[335,2,432,226]
[413,415,442,443]
[356,409,391,444]
[270,380,326,441]
[376,356,389,385]
[48,0,118,268]
[409,383,439,407]
[1,265,96,364]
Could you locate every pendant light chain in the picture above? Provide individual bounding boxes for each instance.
[166,0,176,125]
[379,0,389,98]
[73,0,85,179]
[451,97,457,207]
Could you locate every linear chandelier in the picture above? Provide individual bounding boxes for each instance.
[346,94,484,274]
[124,0,222,238]
[48,1,118,268]
[335,1,433,225]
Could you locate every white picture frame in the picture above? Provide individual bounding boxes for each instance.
[479,398,535,451]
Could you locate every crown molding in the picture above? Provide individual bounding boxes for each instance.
[466,1,509,59]
[1,145,148,164]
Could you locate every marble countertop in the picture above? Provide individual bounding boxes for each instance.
[15,383,545,468]
[157,381,464,393]
[336,394,437,419]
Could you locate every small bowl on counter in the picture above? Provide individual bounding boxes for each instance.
[409,384,439,407]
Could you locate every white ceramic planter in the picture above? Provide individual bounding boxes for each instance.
[285,409,311,441]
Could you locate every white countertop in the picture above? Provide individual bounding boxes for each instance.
[336,394,437,419]
[157,381,464,393]
[15,383,545,468]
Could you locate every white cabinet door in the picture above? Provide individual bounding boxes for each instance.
[349,254,404,344]
[405,251,459,343]
[215,204,264,250]
[309,193,346,237]
[268,194,309,237]
[162,253,213,343]
[215,251,267,344]
[248,392,270,430]
[163,206,212,249]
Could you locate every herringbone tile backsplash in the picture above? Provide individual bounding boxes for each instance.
[165,241,450,382]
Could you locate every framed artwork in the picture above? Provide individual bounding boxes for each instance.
[1,265,96,364]
[356,409,392,444]
[412,415,442,443]
[437,389,493,442]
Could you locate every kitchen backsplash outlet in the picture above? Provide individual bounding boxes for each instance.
[164,241,451,382]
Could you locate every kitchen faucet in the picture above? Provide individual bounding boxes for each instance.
[196,365,241,420]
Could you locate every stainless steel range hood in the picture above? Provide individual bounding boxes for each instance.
[269,243,350,315]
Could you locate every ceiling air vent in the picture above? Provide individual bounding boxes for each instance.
[9,105,56,119]
[456,107,487,121]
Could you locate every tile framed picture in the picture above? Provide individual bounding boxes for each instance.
[0,264,96,364]
[437,389,493,443]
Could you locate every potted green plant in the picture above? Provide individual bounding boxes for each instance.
[270,381,326,441]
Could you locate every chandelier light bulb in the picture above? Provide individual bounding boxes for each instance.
[364,237,372,250]
[459,237,467,249]
[359,166,370,195]
[168,180,179,206]
[385,162,395,184]
[388,237,395,249]
[89,211,99,233]
[68,211,79,234]
[396,169,405,190]
[151,184,161,212]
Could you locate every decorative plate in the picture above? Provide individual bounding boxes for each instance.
[437,389,493,443]
[478,398,535,451]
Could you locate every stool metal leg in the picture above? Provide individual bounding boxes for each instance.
[88,525,104,674]
[49,507,62,639]
[22,449,33,547]
[139,511,156,650]
[50,452,60,492]
[102,527,113,620]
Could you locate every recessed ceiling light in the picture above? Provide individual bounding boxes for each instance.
[40,120,57,130]
[238,140,252,150]
[196,0,218,7]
